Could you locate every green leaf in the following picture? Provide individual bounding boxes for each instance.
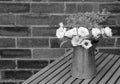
[60,40,73,48]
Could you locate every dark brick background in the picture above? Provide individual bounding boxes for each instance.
[0,26,30,36]
[0,3,30,13]
[0,0,120,83]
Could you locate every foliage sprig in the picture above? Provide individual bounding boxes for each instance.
[66,9,110,29]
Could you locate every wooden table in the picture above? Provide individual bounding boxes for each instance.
[22,50,120,84]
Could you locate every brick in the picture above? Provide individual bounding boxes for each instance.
[0,14,15,25]
[67,0,83,1]
[0,82,17,84]
[1,70,32,80]
[84,0,117,2]
[33,48,65,58]
[15,0,32,1]
[50,15,68,26]
[99,48,120,55]
[107,16,117,25]
[0,0,12,1]
[0,3,30,13]
[0,49,31,58]
[32,27,56,36]
[116,38,120,47]
[0,38,15,48]
[31,3,64,13]
[50,38,60,48]
[77,3,94,12]
[99,3,120,13]
[110,26,120,36]
[32,0,47,1]
[97,38,115,47]
[65,3,77,13]
[117,15,120,25]
[0,60,16,69]
[17,60,48,69]
[51,0,83,1]
[0,26,30,36]
[16,15,49,25]
[17,38,49,48]
[100,15,117,25]
[49,0,67,1]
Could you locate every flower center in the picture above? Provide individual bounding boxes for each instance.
[84,42,88,46]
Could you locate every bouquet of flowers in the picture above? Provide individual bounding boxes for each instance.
[56,9,112,49]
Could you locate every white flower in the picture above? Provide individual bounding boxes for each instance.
[59,22,64,28]
[56,28,66,39]
[78,27,89,37]
[81,40,92,49]
[56,23,66,38]
[71,36,83,46]
[104,27,112,37]
[91,28,101,39]
[65,27,77,38]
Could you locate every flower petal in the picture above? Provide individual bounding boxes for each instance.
[91,28,101,39]
[65,27,77,38]
[78,27,89,37]
[81,40,92,49]
[71,36,83,46]
[104,27,112,37]
[56,28,66,39]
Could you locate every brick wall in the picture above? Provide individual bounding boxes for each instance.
[0,0,120,84]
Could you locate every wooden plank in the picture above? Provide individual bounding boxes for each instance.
[89,55,118,84]
[98,56,120,84]
[38,59,72,84]
[63,76,76,84]
[72,79,84,84]
[115,76,120,84]
[95,54,114,74]
[107,65,120,84]
[46,65,71,84]
[85,54,114,84]
[80,79,91,84]
[96,53,108,67]
[55,71,71,84]
[95,52,104,61]
[29,54,72,84]
[22,50,73,84]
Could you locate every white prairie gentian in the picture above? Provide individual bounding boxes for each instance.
[81,40,92,49]
[71,36,83,46]
[104,27,112,37]
[56,28,66,39]
[78,27,89,37]
[56,22,66,39]
[91,28,101,39]
[65,27,77,38]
